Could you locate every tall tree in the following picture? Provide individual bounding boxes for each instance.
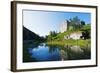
[69,16,81,30]
[81,21,85,28]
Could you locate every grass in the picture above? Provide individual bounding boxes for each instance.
[48,30,84,41]
[47,39,90,47]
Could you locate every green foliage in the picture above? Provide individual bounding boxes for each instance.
[81,24,91,31]
[69,16,81,30]
[80,24,91,39]
[81,21,85,26]
[46,31,58,41]
[47,39,90,47]
[50,31,57,37]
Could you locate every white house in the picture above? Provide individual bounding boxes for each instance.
[64,32,82,40]
[70,32,82,40]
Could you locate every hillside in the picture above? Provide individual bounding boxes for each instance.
[23,26,43,41]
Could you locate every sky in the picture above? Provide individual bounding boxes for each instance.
[23,10,91,37]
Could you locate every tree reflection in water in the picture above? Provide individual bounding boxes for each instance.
[23,42,91,62]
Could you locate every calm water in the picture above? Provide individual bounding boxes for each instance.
[23,43,91,62]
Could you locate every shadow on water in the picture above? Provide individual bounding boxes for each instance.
[23,40,91,62]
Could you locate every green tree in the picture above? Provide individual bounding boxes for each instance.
[81,21,85,26]
[47,31,57,41]
[81,25,91,39]
[50,31,57,37]
[69,16,81,30]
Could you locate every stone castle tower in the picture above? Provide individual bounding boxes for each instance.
[60,20,69,33]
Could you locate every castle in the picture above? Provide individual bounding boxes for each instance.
[60,20,69,33]
[59,20,82,40]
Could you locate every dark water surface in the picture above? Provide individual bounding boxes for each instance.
[23,42,91,62]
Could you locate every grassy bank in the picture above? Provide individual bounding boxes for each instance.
[47,39,90,47]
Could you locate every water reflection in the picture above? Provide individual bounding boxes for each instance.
[23,43,91,62]
[28,43,61,61]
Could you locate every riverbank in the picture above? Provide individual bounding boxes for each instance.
[47,39,90,47]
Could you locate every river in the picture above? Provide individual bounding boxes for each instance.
[23,43,91,62]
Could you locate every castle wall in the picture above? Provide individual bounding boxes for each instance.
[60,20,68,33]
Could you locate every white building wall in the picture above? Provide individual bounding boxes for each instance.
[70,33,82,40]
[64,32,82,40]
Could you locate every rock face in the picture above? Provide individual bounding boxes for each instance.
[23,26,42,41]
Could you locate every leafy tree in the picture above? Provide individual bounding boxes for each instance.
[81,30,90,40]
[47,31,58,41]
[81,25,91,39]
[81,21,85,26]
[69,16,81,30]
[50,31,57,37]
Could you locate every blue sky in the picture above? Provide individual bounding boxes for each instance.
[23,10,91,37]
